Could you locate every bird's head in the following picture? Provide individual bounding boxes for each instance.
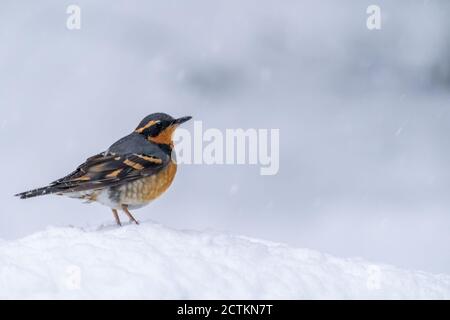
[135,113,192,145]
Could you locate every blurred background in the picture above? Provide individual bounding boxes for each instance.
[0,0,449,273]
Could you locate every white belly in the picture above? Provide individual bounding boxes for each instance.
[95,189,122,209]
[95,187,152,210]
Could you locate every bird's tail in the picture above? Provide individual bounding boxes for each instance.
[15,185,59,199]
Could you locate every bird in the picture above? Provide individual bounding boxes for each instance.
[15,113,192,226]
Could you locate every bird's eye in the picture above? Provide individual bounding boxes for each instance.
[154,122,163,131]
[148,122,164,137]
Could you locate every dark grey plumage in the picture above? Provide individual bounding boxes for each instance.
[107,132,170,160]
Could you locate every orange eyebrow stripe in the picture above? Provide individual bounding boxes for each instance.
[135,154,163,164]
[135,120,159,133]
[123,159,144,170]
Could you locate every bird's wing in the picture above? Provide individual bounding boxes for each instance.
[49,152,168,193]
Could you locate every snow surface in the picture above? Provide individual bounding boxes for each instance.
[0,222,449,299]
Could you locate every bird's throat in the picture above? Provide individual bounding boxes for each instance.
[148,125,176,145]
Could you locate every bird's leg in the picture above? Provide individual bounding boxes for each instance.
[112,209,122,226]
[121,205,140,225]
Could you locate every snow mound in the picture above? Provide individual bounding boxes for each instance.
[0,222,449,299]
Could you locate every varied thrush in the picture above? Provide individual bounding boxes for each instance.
[15,113,192,226]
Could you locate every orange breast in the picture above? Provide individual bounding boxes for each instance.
[142,161,177,201]
[117,159,178,207]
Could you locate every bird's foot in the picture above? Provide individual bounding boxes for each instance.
[121,205,139,225]
[111,209,122,226]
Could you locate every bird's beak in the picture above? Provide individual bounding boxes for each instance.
[173,116,192,125]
